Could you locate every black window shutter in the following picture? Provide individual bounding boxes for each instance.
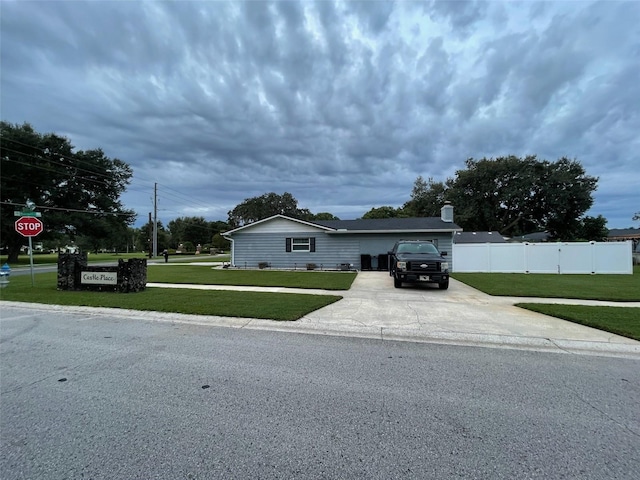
[310,237,316,252]
[285,238,292,252]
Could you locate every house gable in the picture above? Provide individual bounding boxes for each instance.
[224,215,333,236]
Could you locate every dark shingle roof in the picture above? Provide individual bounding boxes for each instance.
[608,228,640,239]
[314,217,461,232]
[511,231,551,242]
[454,231,506,243]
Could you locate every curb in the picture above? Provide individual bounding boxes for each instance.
[2,301,639,360]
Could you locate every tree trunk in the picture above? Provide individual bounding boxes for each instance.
[6,243,21,264]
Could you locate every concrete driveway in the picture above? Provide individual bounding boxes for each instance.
[148,270,640,357]
[294,272,640,358]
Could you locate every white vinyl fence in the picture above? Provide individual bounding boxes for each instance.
[452,241,633,274]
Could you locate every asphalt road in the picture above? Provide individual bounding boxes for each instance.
[1,305,639,479]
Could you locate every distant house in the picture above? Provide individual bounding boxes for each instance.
[454,231,506,244]
[607,228,640,243]
[608,228,640,264]
[223,204,462,270]
[509,231,551,243]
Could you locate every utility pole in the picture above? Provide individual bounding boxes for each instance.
[153,182,158,257]
[148,212,152,259]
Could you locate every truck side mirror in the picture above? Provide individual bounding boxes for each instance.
[441,251,447,256]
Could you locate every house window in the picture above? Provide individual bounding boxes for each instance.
[292,238,310,251]
[286,237,316,252]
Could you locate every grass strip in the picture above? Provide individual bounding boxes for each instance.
[147,266,356,290]
[0,273,341,321]
[452,268,640,302]
[516,303,640,341]
[163,255,230,263]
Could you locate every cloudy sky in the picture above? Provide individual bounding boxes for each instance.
[2,0,639,228]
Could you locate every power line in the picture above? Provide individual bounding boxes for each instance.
[1,136,129,182]
[1,147,152,198]
[156,183,218,210]
[0,201,133,216]
[2,133,229,222]
[1,154,213,220]
[2,137,208,206]
[2,143,217,211]
[1,154,115,189]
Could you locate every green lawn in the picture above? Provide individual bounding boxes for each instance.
[0,272,341,321]
[451,268,640,341]
[451,266,640,301]
[516,303,640,341]
[147,266,357,290]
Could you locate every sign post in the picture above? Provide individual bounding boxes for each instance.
[14,204,44,286]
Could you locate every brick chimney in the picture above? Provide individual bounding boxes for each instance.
[441,202,454,223]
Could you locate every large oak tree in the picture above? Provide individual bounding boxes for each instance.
[1,122,135,262]
[405,156,598,240]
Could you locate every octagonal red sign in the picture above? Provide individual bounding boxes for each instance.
[15,216,44,237]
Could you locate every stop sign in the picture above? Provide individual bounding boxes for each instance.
[15,216,44,237]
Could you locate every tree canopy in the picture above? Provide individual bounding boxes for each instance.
[394,156,598,240]
[1,121,135,261]
[227,192,313,227]
[578,215,608,241]
[402,176,447,217]
[130,217,231,253]
[309,212,340,221]
[362,206,404,219]
[167,216,212,247]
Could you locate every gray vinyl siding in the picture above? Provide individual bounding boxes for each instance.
[353,233,452,255]
[232,232,359,269]
[232,231,455,269]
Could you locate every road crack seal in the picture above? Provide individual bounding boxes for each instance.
[406,302,422,326]
[569,386,640,439]
[546,338,574,355]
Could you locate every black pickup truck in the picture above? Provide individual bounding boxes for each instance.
[388,240,449,289]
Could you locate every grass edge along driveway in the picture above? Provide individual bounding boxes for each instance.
[452,270,640,341]
[0,271,348,321]
[515,303,640,341]
[147,266,356,290]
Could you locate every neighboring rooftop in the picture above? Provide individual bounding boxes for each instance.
[314,217,461,232]
[454,231,507,243]
[510,231,552,242]
[608,228,640,239]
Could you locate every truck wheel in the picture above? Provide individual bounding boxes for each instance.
[438,280,449,290]
[394,277,402,288]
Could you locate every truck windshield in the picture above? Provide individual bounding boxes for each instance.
[397,243,439,254]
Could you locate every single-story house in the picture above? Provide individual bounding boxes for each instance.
[454,231,506,244]
[509,231,551,242]
[608,228,640,243]
[608,228,640,264]
[223,204,462,270]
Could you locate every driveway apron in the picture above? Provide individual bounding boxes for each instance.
[296,272,640,357]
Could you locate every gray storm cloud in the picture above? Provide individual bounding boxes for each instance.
[1,0,638,226]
